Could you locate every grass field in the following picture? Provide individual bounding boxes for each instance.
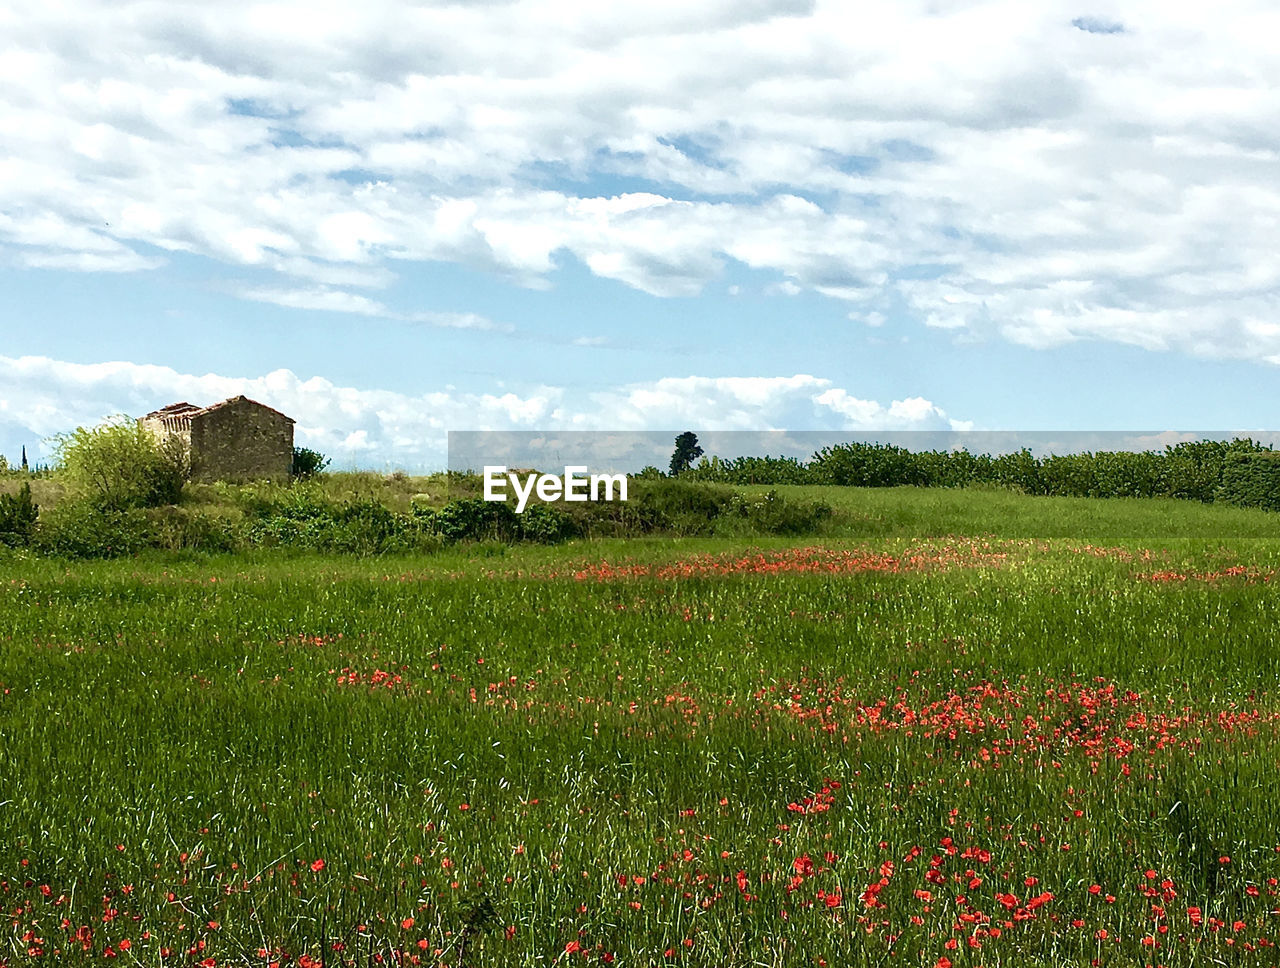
[4,487,1280,966]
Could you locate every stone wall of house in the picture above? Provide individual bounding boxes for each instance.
[139,416,193,454]
[189,399,293,482]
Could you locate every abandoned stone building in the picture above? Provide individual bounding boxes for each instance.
[140,396,295,482]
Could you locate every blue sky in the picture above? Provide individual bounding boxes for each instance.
[2,0,1279,470]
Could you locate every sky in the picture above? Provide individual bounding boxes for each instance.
[2,0,1279,471]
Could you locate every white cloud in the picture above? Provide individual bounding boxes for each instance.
[815,389,955,430]
[240,285,389,316]
[0,355,963,469]
[16,249,166,272]
[236,285,509,330]
[2,0,1280,360]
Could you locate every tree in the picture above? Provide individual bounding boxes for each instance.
[292,446,331,478]
[669,432,704,476]
[50,416,189,509]
[20,445,28,472]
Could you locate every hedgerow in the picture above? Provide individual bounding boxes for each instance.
[15,479,833,558]
[675,437,1275,503]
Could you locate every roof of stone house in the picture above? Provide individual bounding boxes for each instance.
[143,395,295,423]
[200,395,295,423]
[144,402,202,418]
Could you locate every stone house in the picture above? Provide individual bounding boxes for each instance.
[140,396,295,482]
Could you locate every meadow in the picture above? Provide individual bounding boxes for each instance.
[4,487,1280,966]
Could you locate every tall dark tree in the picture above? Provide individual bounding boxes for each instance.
[669,432,704,476]
[20,446,28,472]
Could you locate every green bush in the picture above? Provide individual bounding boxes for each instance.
[0,483,38,547]
[413,496,552,545]
[1161,440,1230,503]
[686,454,816,485]
[291,446,331,478]
[626,479,735,535]
[245,491,421,555]
[811,442,926,487]
[325,499,410,554]
[991,449,1044,494]
[1218,452,1280,511]
[1040,453,1096,498]
[724,489,832,535]
[912,450,981,489]
[518,503,575,543]
[33,501,151,558]
[430,498,521,543]
[1091,451,1163,498]
[51,417,188,509]
[248,514,331,549]
[144,506,244,554]
[549,492,660,540]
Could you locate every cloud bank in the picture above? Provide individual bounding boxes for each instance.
[0,356,964,470]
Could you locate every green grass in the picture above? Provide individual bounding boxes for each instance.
[4,489,1280,965]
[751,483,1280,540]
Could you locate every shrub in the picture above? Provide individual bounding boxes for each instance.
[992,449,1044,494]
[292,446,331,478]
[724,489,832,535]
[1161,440,1230,503]
[810,442,927,487]
[686,455,816,485]
[550,492,661,540]
[518,503,575,543]
[244,490,419,555]
[627,479,735,536]
[51,417,187,509]
[429,499,521,543]
[1218,452,1280,512]
[1094,451,1165,499]
[0,483,38,547]
[1039,453,1092,497]
[33,501,151,558]
[248,514,331,550]
[325,499,409,554]
[145,506,244,553]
